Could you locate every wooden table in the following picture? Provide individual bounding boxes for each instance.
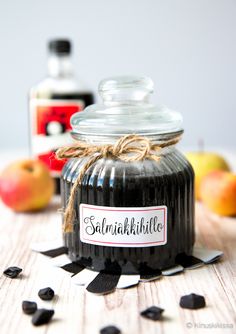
[0,199,236,334]
[0,150,236,334]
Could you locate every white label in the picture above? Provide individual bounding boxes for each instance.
[31,132,72,155]
[80,204,167,248]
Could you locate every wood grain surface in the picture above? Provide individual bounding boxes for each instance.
[0,197,235,334]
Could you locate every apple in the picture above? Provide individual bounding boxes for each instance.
[200,170,236,216]
[185,152,230,200]
[0,159,55,212]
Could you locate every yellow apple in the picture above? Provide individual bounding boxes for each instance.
[200,171,236,216]
[0,159,55,212]
[185,152,230,200]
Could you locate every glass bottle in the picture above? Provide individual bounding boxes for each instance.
[29,39,94,193]
[60,76,195,274]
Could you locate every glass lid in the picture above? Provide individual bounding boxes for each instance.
[71,76,183,140]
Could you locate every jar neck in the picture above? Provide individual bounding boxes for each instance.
[70,130,183,146]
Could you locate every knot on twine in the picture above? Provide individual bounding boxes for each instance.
[56,134,180,233]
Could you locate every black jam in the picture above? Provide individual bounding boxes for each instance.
[61,149,195,274]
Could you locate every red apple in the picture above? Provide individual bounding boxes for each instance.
[0,159,55,212]
[200,170,236,216]
[185,152,230,200]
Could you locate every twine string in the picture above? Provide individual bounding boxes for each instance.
[56,134,181,233]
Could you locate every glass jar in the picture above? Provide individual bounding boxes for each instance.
[60,76,195,274]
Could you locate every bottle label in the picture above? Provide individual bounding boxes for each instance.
[30,99,84,176]
[80,204,167,248]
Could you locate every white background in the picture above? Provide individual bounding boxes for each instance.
[0,0,236,151]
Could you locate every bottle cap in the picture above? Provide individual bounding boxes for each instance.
[48,39,71,55]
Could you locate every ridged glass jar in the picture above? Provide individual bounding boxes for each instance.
[60,76,195,274]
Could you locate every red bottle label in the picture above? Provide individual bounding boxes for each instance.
[30,99,84,177]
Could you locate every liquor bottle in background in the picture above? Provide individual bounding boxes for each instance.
[29,39,94,193]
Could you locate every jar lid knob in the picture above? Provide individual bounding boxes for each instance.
[98,76,154,105]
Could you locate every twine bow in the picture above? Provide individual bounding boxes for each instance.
[56,134,180,232]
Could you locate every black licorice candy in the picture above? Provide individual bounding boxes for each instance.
[3,266,22,278]
[22,301,37,314]
[38,287,54,301]
[61,262,84,275]
[140,267,162,282]
[86,272,120,295]
[32,309,54,326]
[100,325,121,334]
[180,293,206,309]
[41,246,68,258]
[175,253,203,269]
[140,306,164,321]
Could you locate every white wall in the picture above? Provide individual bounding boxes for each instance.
[0,0,236,150]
